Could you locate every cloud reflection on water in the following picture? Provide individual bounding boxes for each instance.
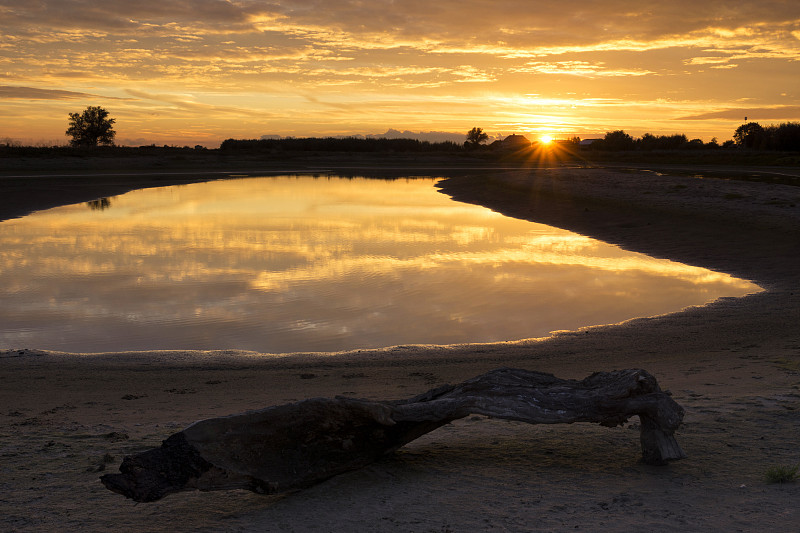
[0,176,759,353]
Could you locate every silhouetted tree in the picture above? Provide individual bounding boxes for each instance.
[597,130,635,151]
[66,106,116,147]
[686,138,704,149]
[767,122,800,151]
[733,122,765,149]
[465,127,489,148]
[638,133,688,151]
[638,133,657,150]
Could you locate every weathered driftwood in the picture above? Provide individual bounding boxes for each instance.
[101,367,685,502]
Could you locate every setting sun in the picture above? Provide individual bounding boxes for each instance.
[540,135,554,144]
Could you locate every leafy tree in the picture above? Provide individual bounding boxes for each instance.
[598,130,635,151]
[638,132,658,151]
[768,122,800,151]
[638,133,686,151]
[733,122,765,149]
[66,106,116,147]
[465,127,489,148]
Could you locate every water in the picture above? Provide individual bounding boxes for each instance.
[0,175,759,353]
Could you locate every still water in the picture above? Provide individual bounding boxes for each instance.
[0,175,758,353]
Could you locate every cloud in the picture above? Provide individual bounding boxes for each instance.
[4,1,799,50]
[301,94,356,111]
[367,129,465,143]
[259,129,466,143]
[4,3,798,83]
[685,56,733,66]
[510,61,655,77]
[0,85,126,100]
[257,1,800,46]
[0,0,255,33]
[125,88,277,117]
[678,106,800,120]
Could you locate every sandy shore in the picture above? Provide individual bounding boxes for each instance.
[1,162,799,531]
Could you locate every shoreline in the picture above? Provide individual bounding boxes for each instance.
[2,161,799,531]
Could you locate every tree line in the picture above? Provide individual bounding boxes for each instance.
[585,122,800,152]
[731,122,800,151]
[219,136,462,153]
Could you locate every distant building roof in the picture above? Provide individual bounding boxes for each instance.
[502,134,531,146]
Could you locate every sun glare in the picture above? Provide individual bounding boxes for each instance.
[540,135,553,144]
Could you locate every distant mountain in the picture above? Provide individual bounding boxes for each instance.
[259,129,468,143]
[366,129,465,143]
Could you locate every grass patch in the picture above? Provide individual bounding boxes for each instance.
[772,357,800,372]
[765,464,799,483]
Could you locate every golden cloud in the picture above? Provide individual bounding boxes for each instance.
[0,85,127,100]
[510,61,655,77]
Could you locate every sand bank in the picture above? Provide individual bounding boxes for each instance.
[1,164,799,531]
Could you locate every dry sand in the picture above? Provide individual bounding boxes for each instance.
[1,163,800,532]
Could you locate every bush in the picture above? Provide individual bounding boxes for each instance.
[765,464,799,483]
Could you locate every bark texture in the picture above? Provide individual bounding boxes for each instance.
[101,368,685,502]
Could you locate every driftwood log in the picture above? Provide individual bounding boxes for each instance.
[101,368,685,502]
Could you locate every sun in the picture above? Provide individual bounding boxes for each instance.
[540,134,554,144]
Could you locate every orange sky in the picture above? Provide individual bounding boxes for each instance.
[1,1,799,147]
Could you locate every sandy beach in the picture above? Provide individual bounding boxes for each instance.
[1,161,799,531]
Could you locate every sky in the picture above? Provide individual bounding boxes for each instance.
[1,1,799,147]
